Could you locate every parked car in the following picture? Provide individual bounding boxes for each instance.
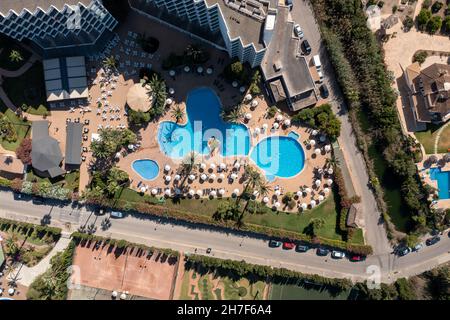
[294,24,304,39]
[331,251,346,259]
[302,39,311,55]
[320,84,329,98]
[269,240,282,248]
[295,244,310,252]
[426,236,441,246]
[397,246,410,256]
[412,243,423,252]
[282,242,296,250]
[110,211,125,219]
[94,207,107,216]
[32,196,44,205]
[349,254,366,262]
[13,192,23,200]
[316,247,329,256]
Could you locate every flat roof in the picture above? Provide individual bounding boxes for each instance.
[0,0,92,16]
[65,122,83,166]
[205,0,266,50]
[261,6,317,108]
[0,154,24,175]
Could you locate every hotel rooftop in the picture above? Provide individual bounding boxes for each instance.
[0,0,91,15]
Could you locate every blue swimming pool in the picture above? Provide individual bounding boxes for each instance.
[132,159,160,181]
[157,88,250,159]
[430,167,450,199]
[250,136,305,181]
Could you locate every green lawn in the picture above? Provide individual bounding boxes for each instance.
[119,188,349,243]
[269,283,352,300]
[2,62,49,113]
[0,108,31,151]
[415,123,449,154]
[0,35,32,71]
[27,170,80,192]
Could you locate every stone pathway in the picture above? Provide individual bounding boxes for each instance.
[434,121,450,154]
[15,232,72,287]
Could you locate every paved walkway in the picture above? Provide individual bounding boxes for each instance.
[14,232,72,287]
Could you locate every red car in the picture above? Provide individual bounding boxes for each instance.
[349,254,365,262]
[282,242,296,250]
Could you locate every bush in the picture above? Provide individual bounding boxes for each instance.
[422,0,432,8]
[266,106,278,118]
[427,15,442,33]
[413,51,428,64]
[417,9,432,30]
[403,16,414,31]
[292,104,341,141]
[16,137,32,165]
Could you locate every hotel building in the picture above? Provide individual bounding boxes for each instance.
[0,0,118,58]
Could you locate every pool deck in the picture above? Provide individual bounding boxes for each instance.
[19,11,332,211]
[417,162,450,210]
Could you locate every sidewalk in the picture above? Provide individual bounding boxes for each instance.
[15,232,72,287]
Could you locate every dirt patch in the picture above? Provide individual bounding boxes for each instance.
[72,243,178,300]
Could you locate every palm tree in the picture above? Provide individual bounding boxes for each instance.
[9,50,23,63]
[237,166,263,222]
[171,105,184,123]
[325,157,339,169]
[103,55,117,70]
[222,108,243,123]
[185,44,203,64]
[309,218,325,236]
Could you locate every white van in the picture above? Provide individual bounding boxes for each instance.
[313,55,322,70]
[317,71,324,84]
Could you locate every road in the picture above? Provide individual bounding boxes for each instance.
[289,0,391,255]
[1,191,449,285]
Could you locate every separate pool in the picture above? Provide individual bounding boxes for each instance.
[288,131,300,140]
[250,136,305,181]
[132,159,160,181]
[157,88,250,159]
[430,167,450,199]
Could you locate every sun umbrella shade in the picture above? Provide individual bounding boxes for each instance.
[126,84,152,112]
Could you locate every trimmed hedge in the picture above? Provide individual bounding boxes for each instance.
[0,217,62,239]
[71,232,180,258]
[185,254,353,290]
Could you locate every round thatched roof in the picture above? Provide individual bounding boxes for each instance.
[126,83,153,112]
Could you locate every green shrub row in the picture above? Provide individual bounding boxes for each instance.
[71,231,180,258]
[184,254,353,290]
[0,217,62,238]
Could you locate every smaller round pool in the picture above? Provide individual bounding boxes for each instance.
[132,159,160,181]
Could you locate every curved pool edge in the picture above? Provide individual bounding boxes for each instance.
[156,86,252,159]
[132,159,161,181]
[249,134,307,181]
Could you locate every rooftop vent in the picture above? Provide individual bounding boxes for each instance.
[273,61,282,72]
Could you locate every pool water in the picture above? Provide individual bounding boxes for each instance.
[430,167,450,199]
[157,88,250,159]
[250,136,305,181]
[288,131,300,140]
[132,159,160,180]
